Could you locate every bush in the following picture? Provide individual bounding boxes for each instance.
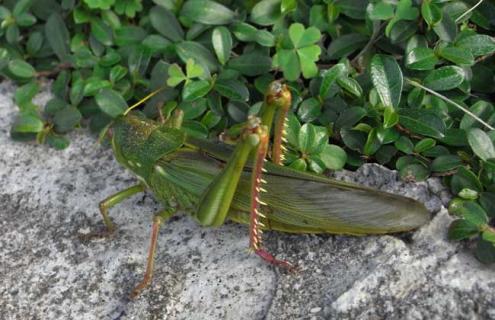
[1,0,495,261]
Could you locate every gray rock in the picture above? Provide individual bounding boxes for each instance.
[0,81,494,320]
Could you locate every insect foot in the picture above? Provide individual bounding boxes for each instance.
[255,249,299,273]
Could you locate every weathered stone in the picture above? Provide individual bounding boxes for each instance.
[1,82,494,320]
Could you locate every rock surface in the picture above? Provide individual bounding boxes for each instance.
[0,81,494,320]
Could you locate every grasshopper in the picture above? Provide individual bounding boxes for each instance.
[95,81,429,298]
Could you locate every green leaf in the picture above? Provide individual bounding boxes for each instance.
[298,46,321,79]
[367,2,395,20]
[336,77,362,98]
[185,59,204,79]
[95,89,128,118]
[167,64,186,87]
[450,167,483,194]
[112,0,143,18]
[376,126,399,144]
[143,35,172,53]
[277,49,300,81]
[281,0,296,14]
[458,188,479,200]
[480,192,495,218]
[8,59,36,78]
[149,6,183,42]
[232,22,268,46]
[405,47,438,70]
[395,0,418,20]
[370,54,403,108]
[201,110,221,129]
[399,163,429,181]
[289,158,307,171]
[214,79,249,102]
[394,135,414,154]
[212,27,232,65]
[15,81,39,107]
[320,144,347,170]
[44,98,67,116]
[448,219,480,241]
[12,114,44,133]
[44,13,70,61]
[421,0,442,27]
[482,228,495,245]
[16,13,37,27]
[476,239,495,264]
[383,106,399,129]
[181,0,235,25]
[307,156,326,174]
[179,99,208,120]
[53,106,82,133]
[182,120,209,139]
[460,101,493,130]
[335,107,367,129]
[110,65,128,83]
[334,0,367,19]
[437,46,474,66]
[289,23,320,48]
[433,14,456,42]
[260,32,277,48]
[297,98,321,123]
[83,78,112,96]
[459,201,489,226]
[228,52,272,76]
[327,33,368,60]
[363,129,381,156]
[456,34,495,57]
[467,128,495,161]
[423,66,465,91]
[84,0,114,10]
[46,132,70,150]
[182,80,211,101]
[414,138,436,153]
[298,123,317,153]
[114,26,147,45]
[398,109,446,139]
[319,63,346,99]
[175,41,217,73]
[431,155,462,172]
[341,128,366,152]
[250,0,281,26]
[90,19,113,46]
[285,112,301,148]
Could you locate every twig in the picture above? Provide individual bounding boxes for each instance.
[35,62,73,78]
[351,22,384,67]
[456,0,484,23]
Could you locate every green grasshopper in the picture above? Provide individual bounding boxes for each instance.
[95,81,429,298]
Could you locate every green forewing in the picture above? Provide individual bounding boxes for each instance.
[151,136,429,235]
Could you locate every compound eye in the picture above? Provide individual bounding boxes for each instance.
[269,81,283,94]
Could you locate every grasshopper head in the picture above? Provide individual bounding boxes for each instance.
[111,113,185,180]
[266,81,291,110]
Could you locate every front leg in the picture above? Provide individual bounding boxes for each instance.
[98,184,145,233]
[81,184,146,240]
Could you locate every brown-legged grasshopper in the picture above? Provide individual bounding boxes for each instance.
[94,81,429,298]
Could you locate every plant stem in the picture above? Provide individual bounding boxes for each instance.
[406,79,495,131]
